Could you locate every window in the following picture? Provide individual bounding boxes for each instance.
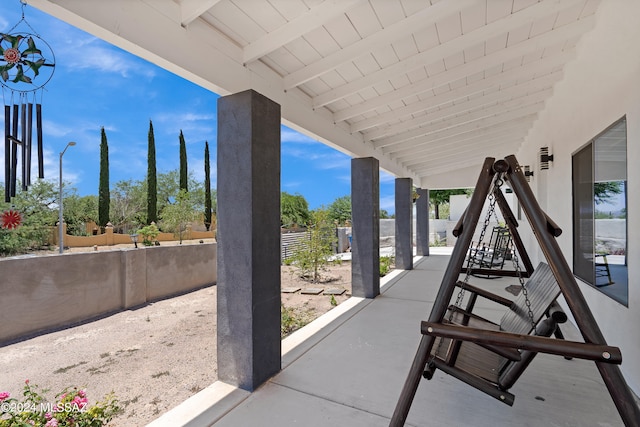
[572,117,628,305]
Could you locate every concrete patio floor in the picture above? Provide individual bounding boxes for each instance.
[150,249,631,427]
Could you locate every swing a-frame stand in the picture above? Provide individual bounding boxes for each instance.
[390,156,640,427]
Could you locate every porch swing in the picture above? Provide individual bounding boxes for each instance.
[390,156,640,427]
[423,174,569,405]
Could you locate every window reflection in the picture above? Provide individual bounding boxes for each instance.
[572,117,628,305]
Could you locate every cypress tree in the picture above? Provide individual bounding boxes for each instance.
[98,127,110,227]
[147,120,158,224]
[204,141,212,231]
[179,130,188,192]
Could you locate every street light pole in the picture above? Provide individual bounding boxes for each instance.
[59,141,76,254]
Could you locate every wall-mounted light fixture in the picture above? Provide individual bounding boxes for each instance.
[524,165,534,182]
[540,147,554,170]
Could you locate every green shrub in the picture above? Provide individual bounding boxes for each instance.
[281,304,311,337]
[380,255,395,277]
[137,223,159,246]
[330,295,337,307]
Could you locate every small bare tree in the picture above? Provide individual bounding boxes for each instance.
[290,208,336,282]
[160,189,198,244]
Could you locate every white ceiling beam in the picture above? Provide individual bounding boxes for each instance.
[380,107,540,155]
[369,88,551,149]
[411,142,523,175]
[397,126,526,165]
[28,0,599,185]
[389,117,535,160]
[360,71,561,139]
[415,159,486,178]
[363,86,552,145]
[413,140,519,168]
[27,0,417,182]
[180,0,221,27]
[420,157,484,181]
[348,50,571,133]
[335,47,574,124]
[315,5,593,108]
[283,0,476,88]
[403,141,521,174]
[399,133,522,166]
[413,150,518,174]
[374,90,550,150]
[382,112,537,159]
[243,0,361,64]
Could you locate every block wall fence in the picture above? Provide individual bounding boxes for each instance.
[55,223,216,248]
[0,243,217,343]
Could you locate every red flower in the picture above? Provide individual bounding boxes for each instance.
[1,209,22,229]
[3,47,20,64]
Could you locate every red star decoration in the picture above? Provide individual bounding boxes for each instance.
[1,209,22,229]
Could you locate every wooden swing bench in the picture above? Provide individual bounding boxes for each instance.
[422,262,622,405]
[467,226,513,272]
[391,156,640,427]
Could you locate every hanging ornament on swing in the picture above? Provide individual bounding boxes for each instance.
[2,0,56,203]
[1,208,22,229]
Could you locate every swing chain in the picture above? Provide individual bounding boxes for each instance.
[449,173,503,324]
[458,174,502,299]
[510,241,536,329]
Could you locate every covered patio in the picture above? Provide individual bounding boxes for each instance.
[25,0,640,425]
[150,249,627,426]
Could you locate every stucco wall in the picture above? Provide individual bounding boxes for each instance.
[380,219,448,237]
[516,0,640,393]
[0,243,217,343]
[146,244,217,300]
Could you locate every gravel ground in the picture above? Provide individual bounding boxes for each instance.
[0,285,217,426]
[0,254,351,426]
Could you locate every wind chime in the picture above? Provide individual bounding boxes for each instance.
[1,1,55,229]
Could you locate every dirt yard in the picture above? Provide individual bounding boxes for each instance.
[0,242,352,426]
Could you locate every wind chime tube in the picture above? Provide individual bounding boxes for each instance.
[26,103,33,187]
[36,103,44,179]
[11,104,19,197]
[21,102,27,191]
[4,105,10,203]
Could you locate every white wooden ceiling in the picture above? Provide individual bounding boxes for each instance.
[30,0,600,188]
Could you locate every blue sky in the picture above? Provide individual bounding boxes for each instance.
[1,4,397,214]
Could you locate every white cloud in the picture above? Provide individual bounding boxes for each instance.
[0,17,9,31]
[156,112,216,123]
[283,181,303,189]
[380,195,395,212]
[336,174,351,183]
[56,32,156,79]
[281,128,317,144]
[315,155,350,170]
[380,170,395,183]
[154,112,216,144]
[284,147,350,171]
[41,119,74,138]
[190,157,205,182]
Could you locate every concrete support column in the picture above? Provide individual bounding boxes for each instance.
[351,157,380,298]
[395,178,413,270]
[416,188,429,256]
[217,90,281,391]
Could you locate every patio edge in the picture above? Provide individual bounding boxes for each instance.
[145,259,422,427]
